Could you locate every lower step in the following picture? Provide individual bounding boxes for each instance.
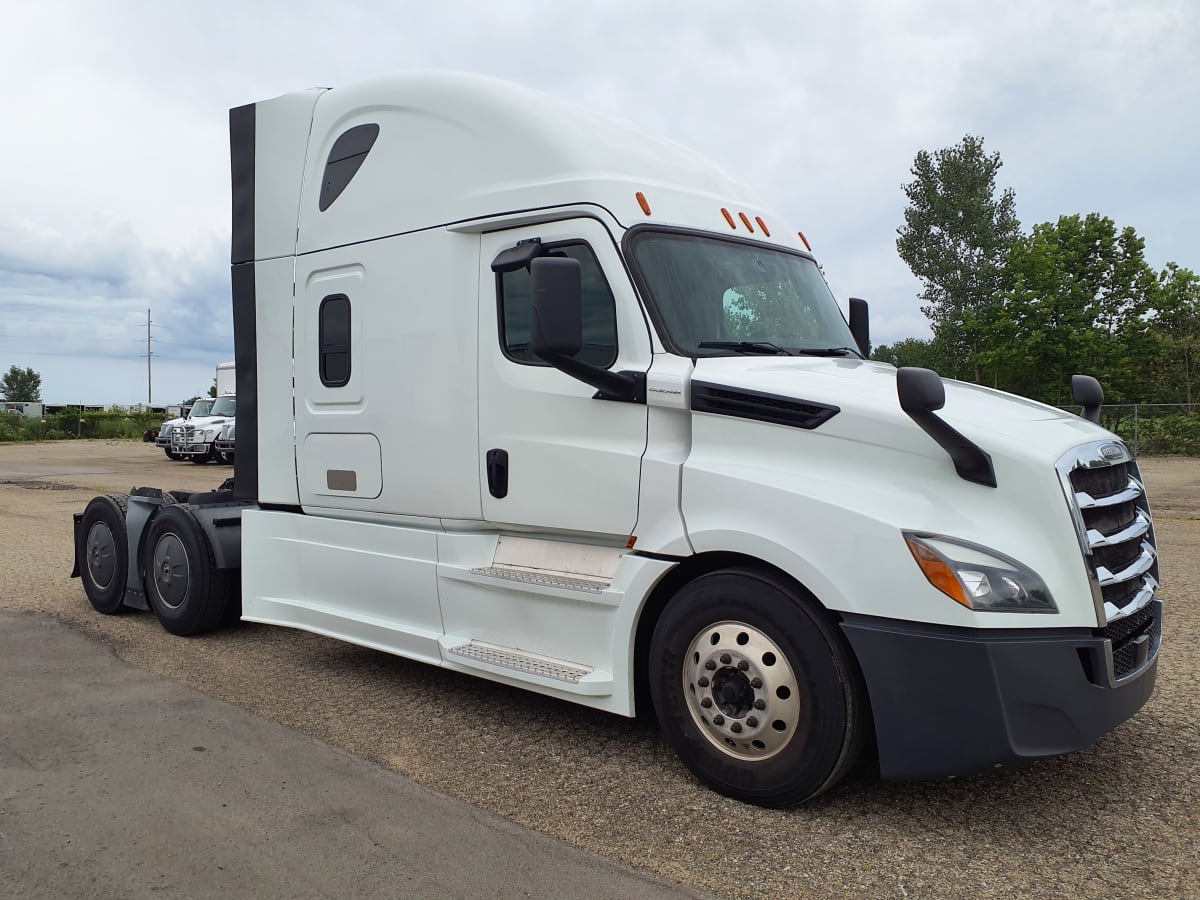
[443,639,612,695]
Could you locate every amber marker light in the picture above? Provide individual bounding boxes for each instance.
[755,217,771,237]
[738,212,755,232]
[636,192,652,216]
[906,537,970,608]
[721,208,737,229]
[797,231,812,251]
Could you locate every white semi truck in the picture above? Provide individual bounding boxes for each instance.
[72,73,1161,806]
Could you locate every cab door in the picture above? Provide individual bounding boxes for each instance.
[477,218,651,537]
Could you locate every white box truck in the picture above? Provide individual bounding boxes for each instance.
[72,73,1161,806]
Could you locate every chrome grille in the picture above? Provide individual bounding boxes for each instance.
[1058,441,1160,627]
[170,424,196,449]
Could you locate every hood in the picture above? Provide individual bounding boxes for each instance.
[690,356,1111,461]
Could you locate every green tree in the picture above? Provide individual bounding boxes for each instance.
[896,135,1021,382]
[1147,262,1200,405]
[870,338,947,371]
[0,365,42,402]
[1000,214,1159,405]
[207,377,217,398]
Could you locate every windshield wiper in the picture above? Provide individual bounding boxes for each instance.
[697,341,794,356]
[793,346,863,358]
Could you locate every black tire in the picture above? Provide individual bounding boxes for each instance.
[164,449,180,460]
[142,504,231,636]
[190,447,213,465]
[648,568,866,807]
[77,495,130,615]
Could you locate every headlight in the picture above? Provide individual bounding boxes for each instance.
[904,533,1057,612]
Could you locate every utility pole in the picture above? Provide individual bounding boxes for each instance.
[147,308,153,406]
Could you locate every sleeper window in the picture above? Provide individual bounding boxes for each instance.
[319,294,351,386]
[498,243,617,368]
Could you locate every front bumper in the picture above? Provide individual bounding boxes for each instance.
[170,439,213,457]
[841,600,1161,779]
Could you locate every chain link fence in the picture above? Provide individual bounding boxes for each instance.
[1059,403,1200,456]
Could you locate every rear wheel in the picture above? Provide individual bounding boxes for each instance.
[78,495,130,614]
[649,568,866,807]
[142,504,231,635]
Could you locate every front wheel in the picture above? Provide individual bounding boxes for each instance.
[649,568,867,807]
[164,448,181,460]
[189,447,214,465]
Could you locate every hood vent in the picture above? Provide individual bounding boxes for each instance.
[691,382,839,430]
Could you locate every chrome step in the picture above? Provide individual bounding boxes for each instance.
[446,640,592,684]
[469,565,608,593]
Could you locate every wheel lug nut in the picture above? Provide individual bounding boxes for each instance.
[746,716,759,727]
[697,676,709,687]
[753,699,766,710]
[705,660,717,670]
[731,722,743,734]
[737,660,749,671]
[701,698,712,708]
[750,677,763,689]
[719,653,731,665]
[713,714,725,726]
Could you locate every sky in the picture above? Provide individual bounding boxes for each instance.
[1,0,1196,406]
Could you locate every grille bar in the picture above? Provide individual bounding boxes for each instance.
[1087,510,1151,549]
[1105,577,1158,623]
[1074,478,1142,509]
[1095,544,1157,587]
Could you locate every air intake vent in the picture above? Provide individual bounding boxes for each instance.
[691,382,839,430]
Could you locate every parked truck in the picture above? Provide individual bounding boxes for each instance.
[71,73,1161,806]
[166,363,236,464]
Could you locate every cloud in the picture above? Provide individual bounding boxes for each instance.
[2,0,1197,402]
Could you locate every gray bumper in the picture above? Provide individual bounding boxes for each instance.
[841,600,1161,779]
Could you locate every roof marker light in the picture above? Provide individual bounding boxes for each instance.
[755,217,771,237]
[797,231,812,252]
[721,208,737,229]
[636,192,652,216]
[739,212,755,232]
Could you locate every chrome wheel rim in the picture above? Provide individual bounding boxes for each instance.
[683,620,800,761]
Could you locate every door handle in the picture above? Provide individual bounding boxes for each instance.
[486,449,508,499]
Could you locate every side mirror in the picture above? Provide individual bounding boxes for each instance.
[530,257,582,360]
[848,297,870,358]
[1071,375,1104,424]
[897,366,945,414]
[897,367,996,488]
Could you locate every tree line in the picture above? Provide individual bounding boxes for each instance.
[876,135,1199,408]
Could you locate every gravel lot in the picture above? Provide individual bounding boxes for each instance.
[2,440,1198,898]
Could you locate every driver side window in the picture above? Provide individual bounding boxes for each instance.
[497,242,618,368]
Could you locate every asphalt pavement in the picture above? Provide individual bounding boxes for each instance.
[0,609,701,900]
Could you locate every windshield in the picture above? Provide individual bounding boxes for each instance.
[188,399,214,417]
[211,397,236,417]
[627,231,859,357]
